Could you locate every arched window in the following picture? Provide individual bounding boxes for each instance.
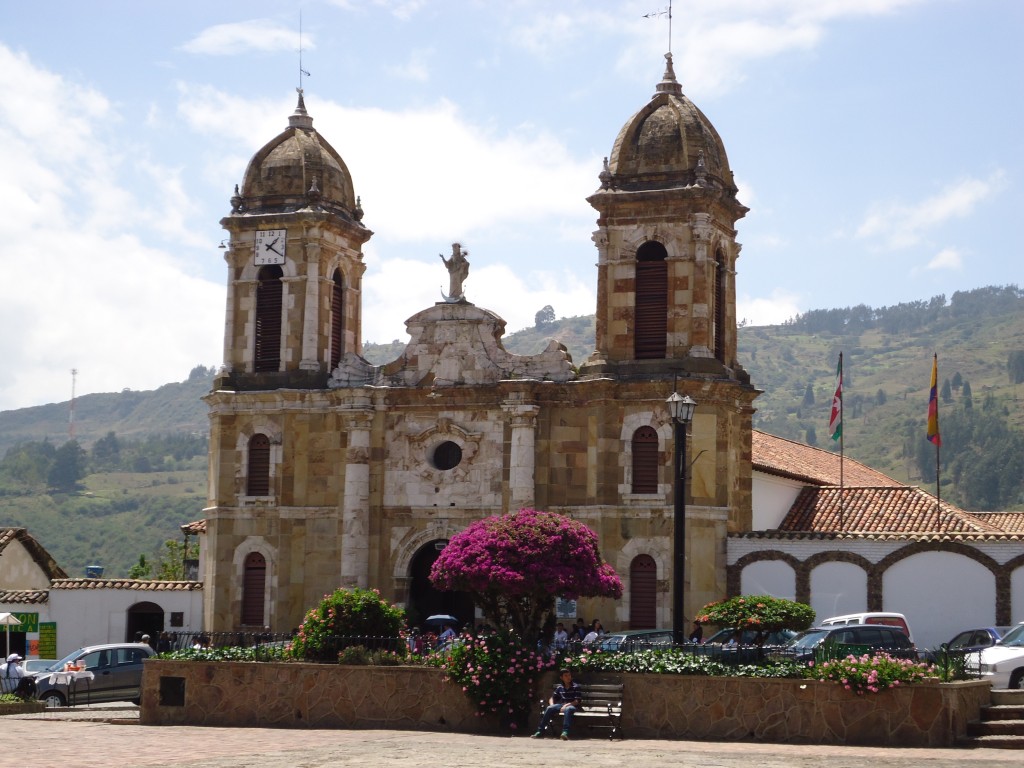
[629,555,657,629]
[631,426,659,494]
[246,434,271,496]
[254,265,283,372]
[634,241,667,359]
[241,552,267,627]
[713,249,726,363]
[330,269,344,370]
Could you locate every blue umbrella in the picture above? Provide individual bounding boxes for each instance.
[424,614,458,627]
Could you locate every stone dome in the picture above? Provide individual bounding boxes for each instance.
[234,92,360,219]
[600,54,736,196]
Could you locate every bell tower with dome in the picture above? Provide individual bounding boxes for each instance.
[216,91,372,391]
[581,53,749,381]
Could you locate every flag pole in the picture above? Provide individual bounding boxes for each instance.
[927,353,942,514]
[829,352,844,530]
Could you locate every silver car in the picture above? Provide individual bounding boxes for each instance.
[32,642,154,707]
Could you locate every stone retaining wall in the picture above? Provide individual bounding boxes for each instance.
[141,661,989,746]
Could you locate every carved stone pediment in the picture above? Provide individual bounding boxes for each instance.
[329,302,575,389]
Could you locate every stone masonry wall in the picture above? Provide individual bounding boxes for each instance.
[142,661,988,746]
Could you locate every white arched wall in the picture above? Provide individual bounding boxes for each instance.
[740,561,796,600]
[883,551,995,649]
[809,562,868,622]
[1012,565,1024,623]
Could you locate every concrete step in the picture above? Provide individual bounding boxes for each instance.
[959,734,1024,749]
[992,690,1024,706]
[981,704,1024,720]
[968,719,1024,737]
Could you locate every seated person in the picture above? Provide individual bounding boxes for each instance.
[532,668,582,740]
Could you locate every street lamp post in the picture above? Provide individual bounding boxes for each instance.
[666,391,697,645]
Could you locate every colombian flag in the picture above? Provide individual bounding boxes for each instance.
[927,354,941,446]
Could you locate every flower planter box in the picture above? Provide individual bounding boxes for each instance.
[141,660,989,746]
[0,700,46,716]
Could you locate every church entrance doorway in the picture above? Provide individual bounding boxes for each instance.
[407,540,474,632]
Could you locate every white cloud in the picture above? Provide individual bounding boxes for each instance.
[0,44,223,410]
[856,171,1006,249]
[737,290,802,327]
[387,48,433,82]
[180,20,307,56]
[362,255,595,344]
[926,247,962,271]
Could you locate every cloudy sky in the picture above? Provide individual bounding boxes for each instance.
[0,0,1019,412]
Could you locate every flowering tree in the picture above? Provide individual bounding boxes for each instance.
[696,595,815,644]
[430,508,623,643]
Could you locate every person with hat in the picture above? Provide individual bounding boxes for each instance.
[1,653,25,695]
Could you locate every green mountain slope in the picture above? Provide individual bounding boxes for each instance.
[0,287,1020,578]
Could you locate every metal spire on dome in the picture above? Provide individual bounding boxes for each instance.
[290,12,314,129]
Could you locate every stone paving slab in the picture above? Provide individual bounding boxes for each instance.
[2,716,1024,768]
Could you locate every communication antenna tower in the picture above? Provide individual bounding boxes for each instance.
[69,368,78,438]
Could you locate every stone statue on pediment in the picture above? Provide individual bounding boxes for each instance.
[439,242,469,302]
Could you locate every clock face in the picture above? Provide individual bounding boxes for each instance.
[254,229,287,265]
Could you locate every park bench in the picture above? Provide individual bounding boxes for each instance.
[537,675,624,740]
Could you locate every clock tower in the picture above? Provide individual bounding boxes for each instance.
[217,91,371,390]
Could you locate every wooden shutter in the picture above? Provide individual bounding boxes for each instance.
[330,271,344,370]
[631,426,659,494]
[629,555,657,629]
[635,243,667,359]
[254,266,282,372]
[247,434,270,496]
[241,552,266,627]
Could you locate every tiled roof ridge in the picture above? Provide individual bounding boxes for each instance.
[0,589,49,604]
[752,430,900,487]
[730,530,1024,541]
[0,527,68,580]
[50,578,203,591]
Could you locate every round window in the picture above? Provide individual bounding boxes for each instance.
[432,441,463,471]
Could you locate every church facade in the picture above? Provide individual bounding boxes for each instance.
[201,55,759,633]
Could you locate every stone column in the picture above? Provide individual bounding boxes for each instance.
[688,213,714,358]
[502,403,540,510]
[300,243,321,371]
[340,408,374,588]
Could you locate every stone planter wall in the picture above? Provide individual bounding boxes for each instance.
[141,661,989,746]
[0,700,46,716]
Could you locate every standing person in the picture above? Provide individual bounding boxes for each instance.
[688,621,703,644]
[0,654,25,695]
[436,623,456,648]
[553,623,569,650]
[532,668,583,740]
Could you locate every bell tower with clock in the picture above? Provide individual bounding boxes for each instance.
[217,92,372,389]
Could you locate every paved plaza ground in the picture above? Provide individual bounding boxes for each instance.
[4,705,1023,768]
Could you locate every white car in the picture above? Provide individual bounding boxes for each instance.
[978,622,1024,689]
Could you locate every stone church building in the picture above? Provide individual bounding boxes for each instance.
[201,53,758,633]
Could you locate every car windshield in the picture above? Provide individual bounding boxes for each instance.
[786,629,830,650]
[52,647,87,669]
[998,624,1024,647]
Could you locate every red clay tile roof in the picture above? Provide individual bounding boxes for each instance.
[50,579,202,591]
[752,430,902,487]
[0,527,68,580]
[777,485,1018,535]
[966,512,1024,532]
[0,590,49,604]
[181,519,206,535]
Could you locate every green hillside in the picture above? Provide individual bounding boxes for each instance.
[1,287,1021,578]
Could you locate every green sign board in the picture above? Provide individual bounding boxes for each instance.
[12,612,38,633]
[37,622,57,659]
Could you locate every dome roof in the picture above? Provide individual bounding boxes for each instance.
[600,54,736,197]
[234,92,361,219]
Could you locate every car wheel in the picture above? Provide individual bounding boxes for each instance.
[42,691,67,708]
[1010,670,1024,690]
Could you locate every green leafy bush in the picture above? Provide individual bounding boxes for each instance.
[804,652,936,693]
[291,587,405,661]
[696,595,815,640]
[338,645,370,665]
